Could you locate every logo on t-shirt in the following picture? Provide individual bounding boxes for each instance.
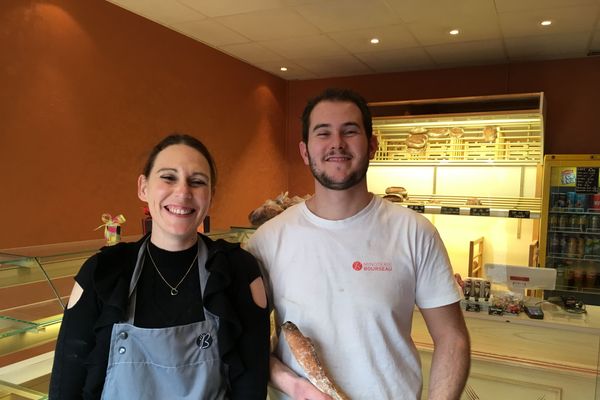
[352,261,392,272]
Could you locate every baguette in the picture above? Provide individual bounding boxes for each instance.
[282,322,350,400]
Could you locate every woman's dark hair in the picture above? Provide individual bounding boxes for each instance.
[142,133,217,190]
[301,88,373,143]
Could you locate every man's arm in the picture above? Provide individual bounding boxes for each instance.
[269,355,333,400]
[420,302,470,400]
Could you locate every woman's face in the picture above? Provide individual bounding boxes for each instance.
[138,144,212,250]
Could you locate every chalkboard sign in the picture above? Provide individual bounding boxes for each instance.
[407,205,425,213]
[576,167,599,194]
[470,208,490,216]
[441,206,460,215]
[508,210,530,219]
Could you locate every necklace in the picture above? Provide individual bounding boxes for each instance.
[146,246,198,296]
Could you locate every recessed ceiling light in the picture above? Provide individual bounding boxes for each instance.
[540,20,552,26]
[280,67,288,71]
[449,29,460,35]
[370,38,380,44]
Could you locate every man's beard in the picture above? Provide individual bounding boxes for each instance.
[307,150,369,191]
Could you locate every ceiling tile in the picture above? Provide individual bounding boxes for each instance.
[495,0,598,13]
[354,47,436,73]
[107,0,205,24]
[173,19,250,46]
[178,0,284,18]
[260,35,349,59]
[215,8,321,41]
[253,60,318,80]
[407,20,502,46]
[219,42,285,63]
[386,0,498,24]
[498,5,600,38]
[505,32,592,60]
[294,0,400,32]
[292,55,373,78]
[426,39,508,66]
[328,25,419,53]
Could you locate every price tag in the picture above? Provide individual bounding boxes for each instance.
[407,205,425,213]
[441,206,460,215]
[508,210,530,219]
[470,207,490,216]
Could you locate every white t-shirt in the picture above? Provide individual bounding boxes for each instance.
[247,195,461,400]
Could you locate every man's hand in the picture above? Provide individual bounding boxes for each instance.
[291,378,334,400]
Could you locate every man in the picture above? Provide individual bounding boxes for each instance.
[247,88,470,400]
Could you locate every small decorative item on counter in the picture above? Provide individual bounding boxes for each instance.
[248,192,311,226]
[461,277,492,312]
[491,293,523,315]
[142,206,152,235]
[95,213,126,246]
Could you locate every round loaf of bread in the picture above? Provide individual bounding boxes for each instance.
[406,133,428,148]
[383,194,404,202]
[385,186,408,196]
[450,127,464,138]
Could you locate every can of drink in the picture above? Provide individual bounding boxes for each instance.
[590,214,600,231]
[567,192,577,208]
[593,194,600,210]
[576,193,589,210]
[558,193,567,208]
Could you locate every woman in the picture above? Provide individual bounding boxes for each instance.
[49,134,270,399]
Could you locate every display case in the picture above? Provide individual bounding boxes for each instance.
[414,306,600,399]
[0,229,255,398]
[539,154,600,306]
[367,93,544,278]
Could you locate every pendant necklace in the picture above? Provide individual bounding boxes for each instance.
[146,246,198,296]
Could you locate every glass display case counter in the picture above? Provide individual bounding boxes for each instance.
[0,229,255,398]
[413,303,600,399]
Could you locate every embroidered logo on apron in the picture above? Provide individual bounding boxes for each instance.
[196,333,213,349]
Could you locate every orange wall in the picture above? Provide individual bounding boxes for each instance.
[286,58,600,195]
[0,0,288,248]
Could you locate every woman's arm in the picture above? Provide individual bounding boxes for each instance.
[49,257,101,400]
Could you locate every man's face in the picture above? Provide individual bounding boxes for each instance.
[299,100,377,191]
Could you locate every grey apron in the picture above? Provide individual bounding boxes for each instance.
[101,238,227,400]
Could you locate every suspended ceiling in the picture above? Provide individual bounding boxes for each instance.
[106,0,600,80]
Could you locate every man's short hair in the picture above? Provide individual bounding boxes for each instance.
[301,88,373,143]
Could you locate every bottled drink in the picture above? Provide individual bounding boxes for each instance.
[579,214,588,231]
[590,215,600,231]
[577,237,585,258]
[569,214,579,230]
[549,214,557,230]
[568,236,578,257]
[559,214,569,229]
[551,234,561,254]
[585,238,595,256]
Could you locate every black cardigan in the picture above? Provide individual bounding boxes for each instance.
[49,234,270,400]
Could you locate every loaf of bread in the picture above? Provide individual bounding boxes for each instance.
[450,127,464,138]
[410,127,428,135]
[282,322,350,400]
[428,127,449,137]
[405,133,428,148]
[385,186,408,197]
[466,197,482,206]
[482,126,498,142]
[383,194,403,202]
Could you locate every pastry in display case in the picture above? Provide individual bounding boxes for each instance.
[366,93,544,279]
